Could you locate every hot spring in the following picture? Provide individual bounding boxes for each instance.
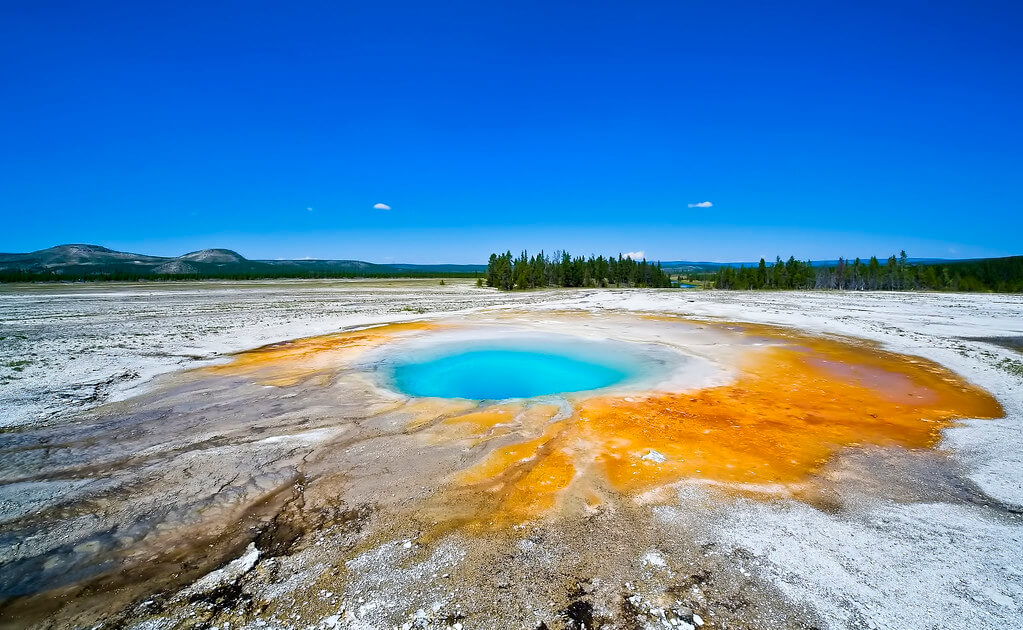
[388,339,652,399]
[195,313,1001,508]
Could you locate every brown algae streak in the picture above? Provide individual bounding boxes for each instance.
[200,321,437,386]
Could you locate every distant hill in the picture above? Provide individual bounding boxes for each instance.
[0,244,166,267]
[0,244,485,282]
[178,248,247,264]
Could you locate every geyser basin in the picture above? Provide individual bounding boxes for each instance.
[202,313,1002,521]
[393,349,630,399]
[390,344,641,399]
[3,311,1007,629]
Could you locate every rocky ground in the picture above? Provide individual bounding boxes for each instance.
[1,280,1021,630]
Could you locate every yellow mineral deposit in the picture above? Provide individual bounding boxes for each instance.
[446,321,1002,527]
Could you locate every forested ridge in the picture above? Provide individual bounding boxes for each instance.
[710,252,1023,292]
[486,251,672,289]
[7,243,1020,292]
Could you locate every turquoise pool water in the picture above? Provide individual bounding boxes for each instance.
[391,346,640,399]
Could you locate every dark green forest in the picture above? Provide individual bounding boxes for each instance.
[485,249,1023,292]
[710,252,1023,292]
[486,251,672,289]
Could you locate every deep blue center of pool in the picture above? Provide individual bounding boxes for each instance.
[391,348,637,399]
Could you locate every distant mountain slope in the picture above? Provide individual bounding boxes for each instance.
[0,244,167,267]
[151,260,200,275]
[0,244,482,281]
[178,249,246,264]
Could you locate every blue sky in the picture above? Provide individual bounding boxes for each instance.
[2,1,1020,263]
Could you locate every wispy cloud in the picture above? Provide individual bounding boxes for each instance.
[623,250,645,259]
[687,201,713,208]
[306,207,314,212]
[373,202,391,210]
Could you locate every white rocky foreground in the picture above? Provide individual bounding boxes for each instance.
[1,279,1021,629]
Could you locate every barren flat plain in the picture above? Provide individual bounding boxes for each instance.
[1,279,1022,630]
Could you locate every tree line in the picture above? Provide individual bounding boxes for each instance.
[0,268,478,283]
[486,251,672,289]
[711,252,1023,292]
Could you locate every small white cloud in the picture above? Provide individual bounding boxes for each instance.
[306,207,314,212]
[373,203,391,210]
[687,201,713,208]
[624,250,645,259]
